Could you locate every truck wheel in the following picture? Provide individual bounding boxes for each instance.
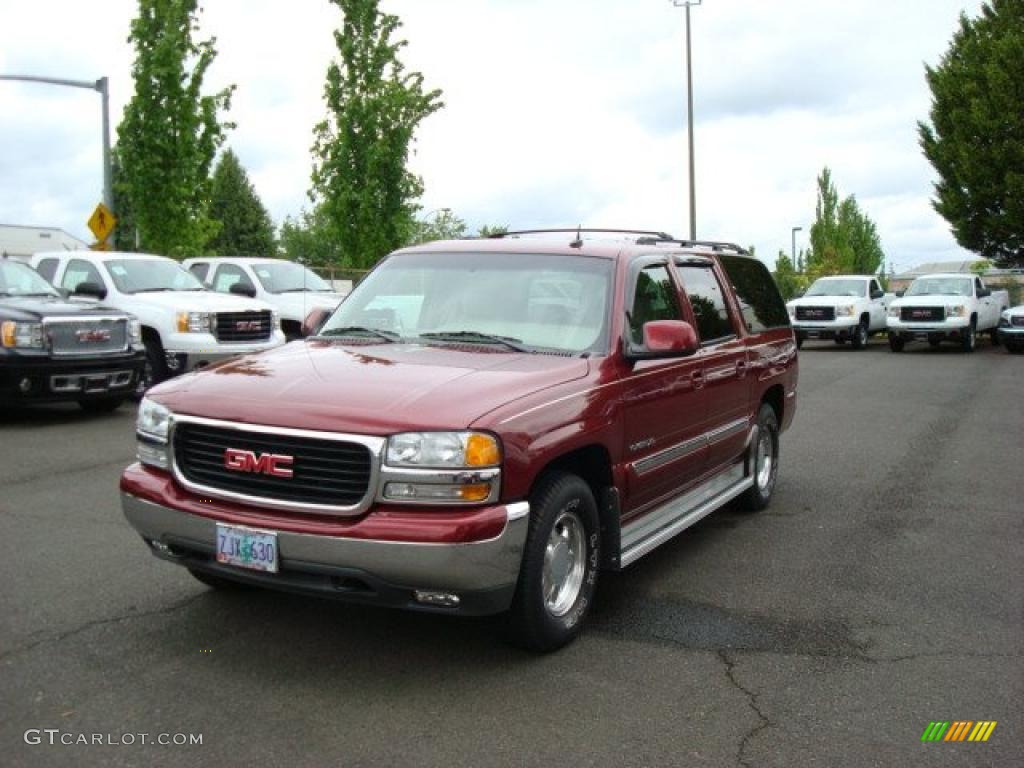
[961,321,976,353]
[78,397,125,413]
[990,328,1000,346]
[889,335,905,353]
[928,338,941,348]
[508,472,600,652]
[833,338,845,345]
[795,335,803,349]
[188,568,251,591]
[738,403,779,512]
[136,340,169,399]
[851,320,868,349]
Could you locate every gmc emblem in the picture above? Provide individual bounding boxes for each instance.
[223,449,294,478]
[235,320,261,332]
[911,310,931,319]
[76,328,112,343]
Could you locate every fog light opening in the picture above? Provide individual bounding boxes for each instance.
[19,377,32,393]
[414,590,460,608]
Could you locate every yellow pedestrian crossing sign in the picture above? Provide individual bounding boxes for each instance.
[88,202,116,242]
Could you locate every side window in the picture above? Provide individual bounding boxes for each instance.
[189,263,210,283]
[35,258,59,283]
[676,263,737,342]
[870,280,881,297]
[212,264,255,294]
[629,264,682,345]
[719,255,789,333]
[975,278,984,296]
[61,259,104,292]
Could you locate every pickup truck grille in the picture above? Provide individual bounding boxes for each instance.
[173,422,373,509]
[795,306,835,321]
[901,307,945,322]
[214,311,272,342]
[46,318,129,356]
[1012,316,1024,327]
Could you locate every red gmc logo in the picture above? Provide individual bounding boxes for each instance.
[235,320,261,332]
[76,329,112,343]
[912,310,931,318]
[223,449,294,478]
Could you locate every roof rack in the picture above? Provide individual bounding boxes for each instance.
[633,236,750,255]
[487,228,675,240]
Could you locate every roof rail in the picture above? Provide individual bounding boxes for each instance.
[634,236,750,255]
[487,228,675,240]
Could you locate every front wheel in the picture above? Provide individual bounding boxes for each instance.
[889,335,905,353]
[990,328,1000,346]
[507,472,600,652]
[961,321,976,353]
[135,340,168,399]
[851,320,868,350]
[738,403,779,512]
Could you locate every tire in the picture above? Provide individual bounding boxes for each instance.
[990,328,1000,346]
[507,472,600,652]
[78,397,125,413]
[188,568,251,591]
[851,319,868,350]
[928,338,941,348]
[135,339,168,399]
[889,335,905,353]
[961,320,976,353]
[833,338,846,346]
[1007,341,1024,355]
[795,336,803,350]
[738,403,780,512]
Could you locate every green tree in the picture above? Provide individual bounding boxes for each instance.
[407,208,467,245]
[806,167,885,277]
[116,0,234,257]
[311,0,443,269]
[478,224,509,238]
[279,207,337,268]
[772,251,800,300]
[111,150,139,251]
[208,149,275,256]
[919,0,1024,267]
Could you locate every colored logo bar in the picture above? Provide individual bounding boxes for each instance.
[921,721,997,742]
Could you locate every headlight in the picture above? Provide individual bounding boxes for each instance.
[129,319,142,345]
[1,321,45,349]
[386,431,500,468]
[888,306,900,318]
[947,305,966,318]
[835,305,855,317]
[136,398,171,469]
[176,311,211,333]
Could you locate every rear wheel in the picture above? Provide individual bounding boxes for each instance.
[507,472,600,652]
[738,403,779,513]
[889,335,905,353]
[851,319,868,349]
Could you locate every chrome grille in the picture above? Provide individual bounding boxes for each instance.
[795,306,835,321]
[901,306,945,322]
[45,317,129,357]
[1012,316,1024,327]
[214,311,273,342]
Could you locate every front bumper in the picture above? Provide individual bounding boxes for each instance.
[121,488,529,616]
[791,320,859,340]
[997,324,1024,340]
[0,350,146,405]
[163,330,286,373]
[886,318,970,342]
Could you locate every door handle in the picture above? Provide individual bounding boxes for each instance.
[736,360,748,378]
[691,370,705,389]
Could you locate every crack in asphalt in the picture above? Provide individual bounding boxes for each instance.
[718,650,771,768]
[0,592,206,665]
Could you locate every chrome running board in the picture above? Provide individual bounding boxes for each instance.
[619,463,752,568]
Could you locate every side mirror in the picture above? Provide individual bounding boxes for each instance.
[627,320,699,360]
[895,290,905,298]
[977,287,991,298]
[229,282,257,298]
[74,281,107,300]
[871,289,885,300]
[301,307,331,338]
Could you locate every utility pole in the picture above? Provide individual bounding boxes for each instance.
[0,74,113,245]
[670,0,702,240]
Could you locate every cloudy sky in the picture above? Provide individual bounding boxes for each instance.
[0,0,983,271]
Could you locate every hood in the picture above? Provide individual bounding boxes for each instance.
[268,291,346,322]
[787,295,862,307]
[151,340,590,434]
[128,290,275,313]
[0,295,129,322]
[890,295,968,309]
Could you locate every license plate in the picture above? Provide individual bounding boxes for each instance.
[215,524,278,573]
[915,333,930,340]
[807,331,820,338]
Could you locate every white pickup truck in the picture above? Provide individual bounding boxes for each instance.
[182,257,346,340]
[887,273,1009,353]
[786,275,891,349]
[31,251,286,390]
[997,305,1024,354]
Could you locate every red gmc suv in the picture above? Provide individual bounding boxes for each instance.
[121,230,798,651]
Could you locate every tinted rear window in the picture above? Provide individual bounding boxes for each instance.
[719,255,790,333]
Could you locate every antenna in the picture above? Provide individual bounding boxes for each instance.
[570,224,583,249]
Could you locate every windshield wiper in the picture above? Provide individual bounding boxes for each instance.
[418,331,531,352]
[277,288,314,293]
[318,326,401,343]
[134,287,175,293]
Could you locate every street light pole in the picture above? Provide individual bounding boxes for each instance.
[671,0,702,240]
[0,73,113,244]
[791,226,802,264]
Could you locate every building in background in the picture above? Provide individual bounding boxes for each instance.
[0,224,88,262]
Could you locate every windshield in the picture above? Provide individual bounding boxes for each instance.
[906,277,972,297]
[0,260,60,297]
[250,262,331,293]
[319,252,614,354]
[104,259,205,293]
[805,278,866,298]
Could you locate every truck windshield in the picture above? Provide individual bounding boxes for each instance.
[320,252,614,355]
[0,260,59,297]
[250,262,331,293]
[805,279,865,297]
[906,277,972,297]
[105,259,205,293]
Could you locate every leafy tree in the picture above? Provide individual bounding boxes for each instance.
[311,0,443,269]
[278,207,338,268]
[919,0,1024,267]
[478,224,509,238]
[806,167,885,278]
[208,149,275,256]
[408,208,467,245]
[772,251,801,300]
[111,150,139,251]
[117,0,234,257]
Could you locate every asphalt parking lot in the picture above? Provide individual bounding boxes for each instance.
[1,338,1021,768]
